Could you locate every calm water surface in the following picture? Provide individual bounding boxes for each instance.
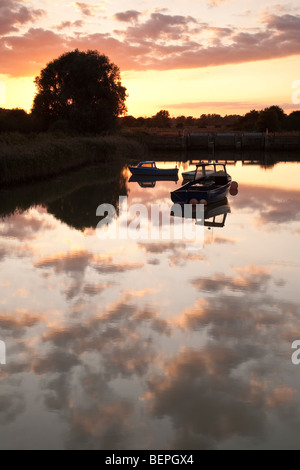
[1,156,300,449]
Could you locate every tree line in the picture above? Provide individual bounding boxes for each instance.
[0,48,299,134]
[119,107,300,132]
[2,105,299,134]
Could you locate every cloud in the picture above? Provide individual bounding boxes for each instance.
[93,261,144,274]
[191,265,272,294]
[2,11,300,77]
[0,311,43,331]
[0,0,45,35]
[212,236,236,244]
[63,280,112,300]
[264,13,300,31]
[0,387,25,424]
[82,282,112,296]
[138,241,183,254]
[34,250,99,274]
[2,245,300,449]
[75,2,105,16]
[140,270,300,448]
[180,282,295,344]
[0,212,54,240]
[114,10,141,23]
[101,336,156,378]
[32,351,80,375]
[34,249,135,276]
[145,346,265,448]
[231,184,300,227]
[0,244,8,262]
[266,387,296,407]
[63,373,135,449]
[208,0,231,6]
[55,20,83,31]
[120,12,198,41]
[0,28,67,76]
[150,317,172,336]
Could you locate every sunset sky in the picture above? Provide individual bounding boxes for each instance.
[0,0,300,117]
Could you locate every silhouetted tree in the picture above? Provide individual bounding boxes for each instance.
[119,115,137,128]
[0,108,32,133]
[174,115,186,128]
[136,117,147,127]
[32,49,127,133]
[285,111,300,131]
[185,116,196,127]
[222,114,240,128]
[197,113,223,128]
[151,110,171,128]
[256,106,286,132]
[236,110,260,131]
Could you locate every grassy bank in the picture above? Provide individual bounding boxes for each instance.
[0,133,145,186]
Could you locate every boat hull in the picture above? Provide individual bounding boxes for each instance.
[129,174,178,183]
[129,174,178,188]
[129,167,178,176]
[171,179,231,205]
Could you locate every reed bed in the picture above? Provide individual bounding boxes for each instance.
[0,133,145,186]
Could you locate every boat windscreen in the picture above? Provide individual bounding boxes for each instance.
[203,164,215,175]
[215,164,226,174]
[195,166,205,180]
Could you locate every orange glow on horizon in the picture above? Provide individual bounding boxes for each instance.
[1,55,300,117]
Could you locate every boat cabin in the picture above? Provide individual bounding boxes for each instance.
[194,163,228,185]
[137,161,157,169]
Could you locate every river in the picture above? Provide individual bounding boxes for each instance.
[0,155,300,449]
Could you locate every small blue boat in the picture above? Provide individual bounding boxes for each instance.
[128,161,178,177]
[171,162,232,205]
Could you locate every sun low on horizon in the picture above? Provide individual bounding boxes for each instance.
[1,0,300,118]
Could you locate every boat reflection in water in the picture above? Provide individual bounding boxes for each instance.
[128,174,179,188]
[170,197,231,229]
[128,160,178,177]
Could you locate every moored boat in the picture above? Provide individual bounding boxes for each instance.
[171,162,232,205]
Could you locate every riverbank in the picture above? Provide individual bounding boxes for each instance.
[123,129,300,151]
[0,133,145,186]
